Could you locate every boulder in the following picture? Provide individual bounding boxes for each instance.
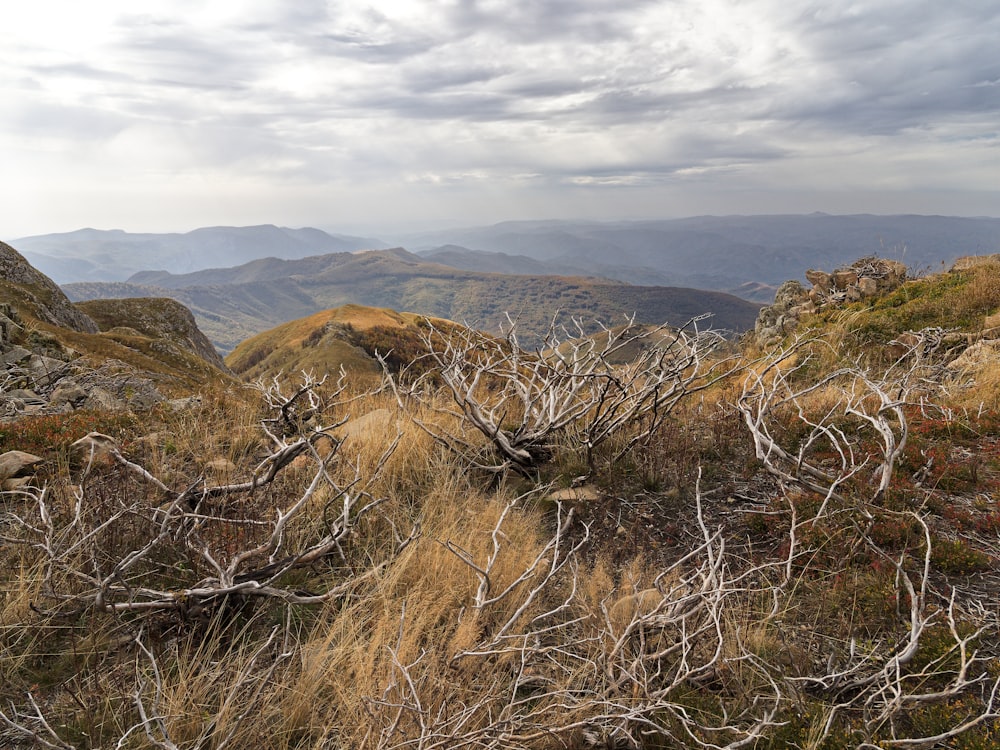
[831,270,859,290]
[70,432,119,464]
[946,340,1000,374]
[26,354,68,388]
[49,382,88,409]
[2,346,32,365]
[880,259,908,283]
[773,280,809,307]
[858,277,879,298]
[0,450,44,481]
[0,308,23,348]
[804,269,832,290]
[2,476,35,492]
[167,396,202,412]
[83,387,125,412]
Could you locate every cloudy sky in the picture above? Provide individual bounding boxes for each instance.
[2,0,998,238]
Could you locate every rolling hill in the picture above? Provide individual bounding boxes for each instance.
[63,248,761,354]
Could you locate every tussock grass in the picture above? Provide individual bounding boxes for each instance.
[6,282,1000,748]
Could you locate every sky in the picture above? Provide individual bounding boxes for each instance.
[1,0,999,239]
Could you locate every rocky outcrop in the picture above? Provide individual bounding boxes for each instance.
[0,449,44,490]
[756,257,908,344]
[75,297,229,372]
[802,258,907,307]
[0,240,98,334]
[1,303,167,417]
[950,254,1000,272]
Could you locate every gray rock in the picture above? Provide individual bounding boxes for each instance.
[1,388,45,404]
[805,269,832,290]
[832,270,859,290]
[2,476,35,492]
[26,354,68,388]
[1,397,25,416]
[0,311,22,348]
[49,382,88,408]
[774,280,808,307]
[84,387,125,411]
[2,346,32,365]
[70,432,119,463]
[166,396,202,411]
[0,450,44,481]
[858,277,879,298]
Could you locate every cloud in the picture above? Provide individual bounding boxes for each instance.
[0,0,998,237]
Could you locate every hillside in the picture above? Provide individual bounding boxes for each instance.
[75,297,229,372]
[4,252,1000,748]
[226,304,453,381]
[0,240,99,334]
[0,243,231,413]
[64,248,761,354]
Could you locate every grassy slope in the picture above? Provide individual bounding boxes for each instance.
[4,258,1000,748]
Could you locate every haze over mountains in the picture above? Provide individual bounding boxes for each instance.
[12,212,1000,355]
[13,225,385,283]
[404,214,1000,301]
[16,215,1000,307]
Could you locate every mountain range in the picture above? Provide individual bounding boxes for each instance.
[12,225,387,283]
[14,215,1000,306]
[403,214,1000,301]
[63,248,760,354]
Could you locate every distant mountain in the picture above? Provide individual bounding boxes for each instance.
[421,245,574,277]
[401,214,1000,301]
[11,225,388,283]
[63,249,761,354]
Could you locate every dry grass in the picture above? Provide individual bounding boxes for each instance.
[5,298,1000,748]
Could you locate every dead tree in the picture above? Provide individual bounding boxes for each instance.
[389,315,730,475]
[4,371,414,620]
[364,481,784,749]
[736,336,1000,747]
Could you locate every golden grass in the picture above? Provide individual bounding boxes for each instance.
[6,278,1000,748]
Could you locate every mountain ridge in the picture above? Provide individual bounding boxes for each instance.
[63,249,760,354]
[12,224,389,283]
